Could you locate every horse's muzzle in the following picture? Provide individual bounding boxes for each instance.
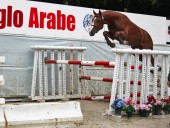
[89,31,95,36]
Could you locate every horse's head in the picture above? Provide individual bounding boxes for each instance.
[89,10,104,36]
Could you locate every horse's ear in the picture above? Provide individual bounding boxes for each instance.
[99,10,102,16]
[93,10,97,16]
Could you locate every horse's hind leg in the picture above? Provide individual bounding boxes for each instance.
[115,31,129,45]
[103,31,115,48]
[139,54,156,74]
[151,55,154,67]
[151,55,161,71]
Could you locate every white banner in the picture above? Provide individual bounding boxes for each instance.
[0,0,167,45]
[166,20,170,43]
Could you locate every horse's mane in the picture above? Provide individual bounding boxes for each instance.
[102,10,122,14]
[102,10,127,18]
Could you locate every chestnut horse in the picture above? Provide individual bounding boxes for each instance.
[89,10,154,66]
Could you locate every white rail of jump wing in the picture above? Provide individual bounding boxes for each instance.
[31,46,87,50]
[112,48,170,55]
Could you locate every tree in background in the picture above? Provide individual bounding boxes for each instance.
[152,0,170,18]
[29,0,170,18]
[104,0,123,11]
[127,0,170,18]
[127,0,152,15]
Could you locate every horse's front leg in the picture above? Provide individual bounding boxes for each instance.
[103,31,115,48]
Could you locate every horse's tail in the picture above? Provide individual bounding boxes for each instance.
[141,29,154,67]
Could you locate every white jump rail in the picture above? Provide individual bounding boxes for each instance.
[109,48,170,114]
[31,46,87,101]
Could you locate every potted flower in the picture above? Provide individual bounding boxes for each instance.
[136,104,152,117]
[111,98,126,116]
[162,96,170,114]
[124,97,136,117]
[163,103,170,114]
[147,96,163,115]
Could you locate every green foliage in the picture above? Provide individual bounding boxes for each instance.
[163,103,170,114]
[123,104,136,113]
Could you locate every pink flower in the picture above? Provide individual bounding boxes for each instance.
[132,100,137,105]
[148,104,152,107]
[125,98,132,105]
[125,98,136,105]
[136,104,152,111]
[157,100,162,105]
[153,100,162,105]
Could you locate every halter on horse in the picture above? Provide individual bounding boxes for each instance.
[89,10,154,66]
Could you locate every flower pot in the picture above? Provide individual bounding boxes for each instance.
[115,109,122,116]
[138,110,150,117]
[126,112,133,117]
[153,105,162,115]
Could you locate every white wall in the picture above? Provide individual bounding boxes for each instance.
[166,20,170,43]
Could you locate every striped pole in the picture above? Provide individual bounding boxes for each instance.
[45,59,143,69]
[81,92,142,102]
[81,95,111,100]
[80,75,142,85]
[81,91,153,104]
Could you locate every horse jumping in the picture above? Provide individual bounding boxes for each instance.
[89,10,154,66]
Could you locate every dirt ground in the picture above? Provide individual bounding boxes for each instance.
[79,100,170,128]
[10,100,170,128]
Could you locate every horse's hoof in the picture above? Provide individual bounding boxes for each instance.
[124,62,127,66]
[158,66,161,71]
[157,79,160,84]
[110,43,115,48]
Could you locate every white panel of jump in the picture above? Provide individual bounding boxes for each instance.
[0,106,5,127]
[0,75,5,86]
[3,101,83,126]
[0,56,5,63]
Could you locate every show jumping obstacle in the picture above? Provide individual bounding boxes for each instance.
[31,46,87,100]
[31,46,170,109]
[109,48,170,113]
